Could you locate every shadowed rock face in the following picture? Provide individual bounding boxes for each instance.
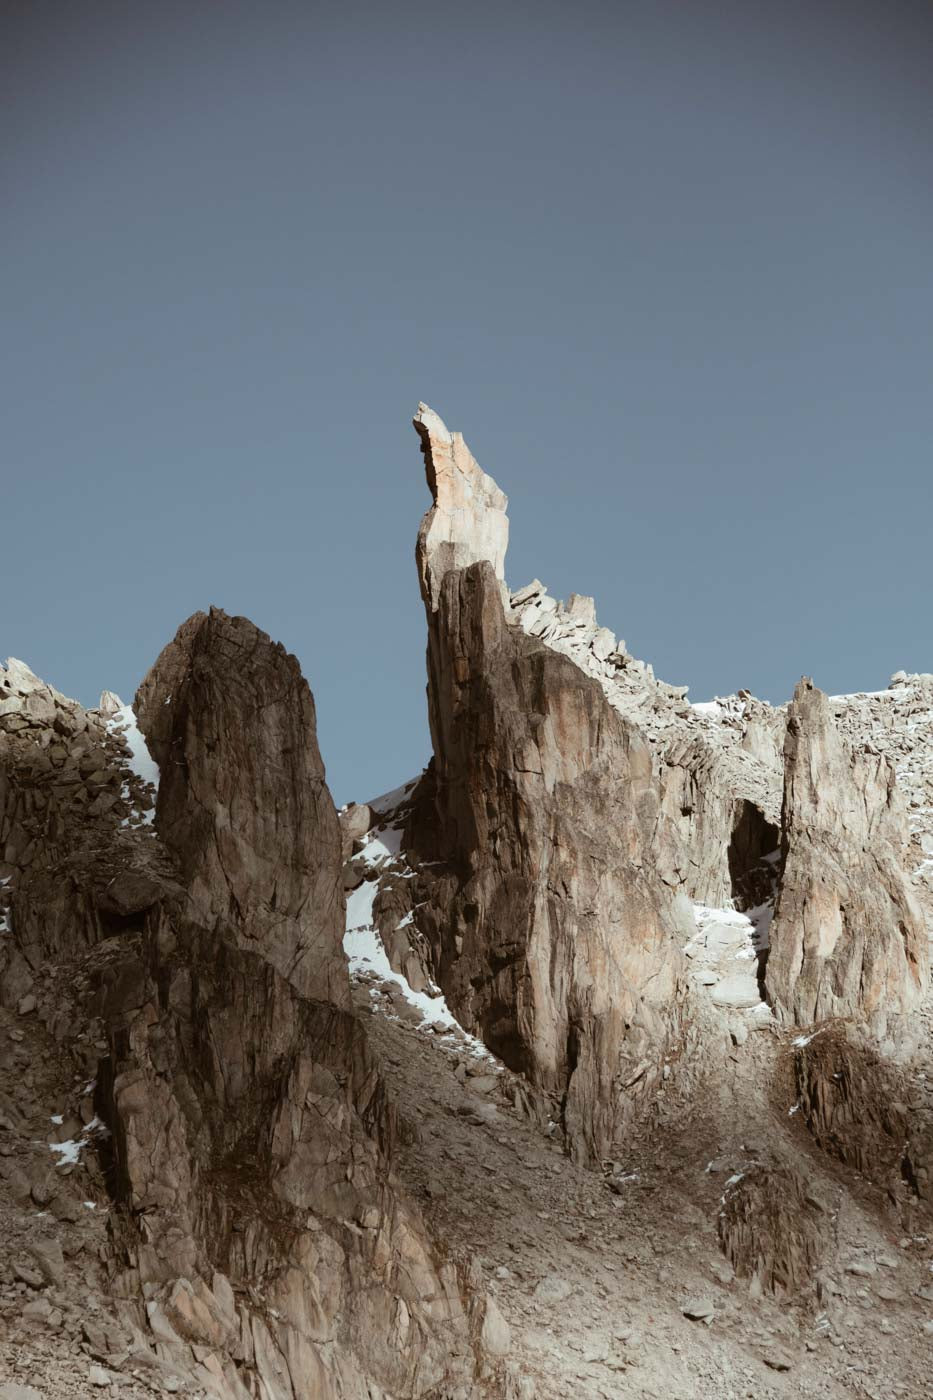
[136,607,348,1008]
[766,678,928,1037]
[99,918,476,1400]
[411,411,689,1166]
[0,619,484,1399]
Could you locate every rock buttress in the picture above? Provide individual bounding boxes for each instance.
[411,409,689,1167]
[0,626,485,1399]
[766,678,928,1037]
[135,607,348,1007]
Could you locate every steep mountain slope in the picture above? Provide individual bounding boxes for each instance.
[2,404,933,1400]
[335,404,933,1397]
[0,623,507,1399]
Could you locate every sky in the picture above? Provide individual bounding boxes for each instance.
[3,0,932,805]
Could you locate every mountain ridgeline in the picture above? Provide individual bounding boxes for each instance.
[0,406,932,1398]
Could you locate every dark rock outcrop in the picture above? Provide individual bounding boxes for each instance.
[718,1164,829,1297]
[792,1023,933,1205]
[0,621,484,1399]
[136,608,348,1007]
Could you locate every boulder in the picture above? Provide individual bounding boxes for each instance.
[710,975,761,1009]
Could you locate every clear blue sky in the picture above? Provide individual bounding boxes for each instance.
[3,1,932,804]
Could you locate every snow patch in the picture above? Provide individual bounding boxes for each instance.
[358,826,404,867]
[106,701,160,824]
[344,875,493,1059]
[48,1115,109,1167]
[368,777,419,818]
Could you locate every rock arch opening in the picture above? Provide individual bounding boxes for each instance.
[728,800,781,993]
[728,801,780,911]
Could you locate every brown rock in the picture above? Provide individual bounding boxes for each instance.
[414,402,509,613]
[717,1164,829,1296]
[766,679,928,1033]
[409,411,689,1166]
[135,608,348,1006]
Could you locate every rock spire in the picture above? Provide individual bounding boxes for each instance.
[414,402,509,612]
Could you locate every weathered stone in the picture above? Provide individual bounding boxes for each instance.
[680,1296,715,1322]
[135,608,348,1007]
[709,975,761,1009]
[510,580,546,607]
[480,1295,511,1355]
[27,1238,64,1285]
[0,624,486,1400]
[564,594,596,626]
[533,1276,573,1305]
[2,658,44,694]
[409,561,687,1166]
[408,409,696,1166]
[591,627,616,662]
[414,402,509,613]
[766,679,928,1034]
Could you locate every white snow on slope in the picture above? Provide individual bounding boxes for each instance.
[368,778,418,818]
[686,903,772,1018]
[358,825,404,867]
[345,878,495,1057]
[343,779,493,1059]
[106,701,160,823]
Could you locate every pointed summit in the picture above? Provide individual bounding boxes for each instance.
[413,402,509,611]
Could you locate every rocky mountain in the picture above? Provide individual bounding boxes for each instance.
[1,404,933,1399]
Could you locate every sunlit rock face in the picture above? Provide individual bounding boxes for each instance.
[412,410,690,1167]
[766,677,928,1040]
[414,402,510,615]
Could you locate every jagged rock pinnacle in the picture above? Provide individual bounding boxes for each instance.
[413,402,509,611]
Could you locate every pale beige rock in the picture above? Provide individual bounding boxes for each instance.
[2,658,43,695]
[414,402,509,613]
[98,690,123,718]
[410,413,690,1166]
[766,679,928,1034]
[480,1295,512,1355]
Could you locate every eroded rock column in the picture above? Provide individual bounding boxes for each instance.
[766,678,927,1037]
[410,407,689,1165]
